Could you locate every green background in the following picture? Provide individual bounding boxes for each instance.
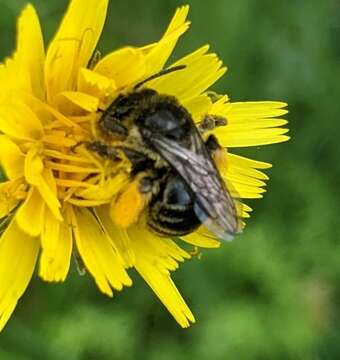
[0,0,339,359]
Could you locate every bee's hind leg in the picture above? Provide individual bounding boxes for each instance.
[110,172,154,229]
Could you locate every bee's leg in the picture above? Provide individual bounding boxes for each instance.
[71,141,88,153]
[198,114,227,134]
[205,134,221,154]
[138,175,156,194]
[99,116,128,137]
[84,141,119,161]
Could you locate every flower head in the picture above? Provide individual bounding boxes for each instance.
[0,1,289,329]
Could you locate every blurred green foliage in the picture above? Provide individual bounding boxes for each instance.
[0,0,339,359]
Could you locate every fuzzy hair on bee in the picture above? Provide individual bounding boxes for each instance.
[87,67,242,241]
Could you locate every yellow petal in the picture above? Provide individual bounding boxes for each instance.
[39,207,72,282]
[0,180,24,218]
[16,187,45,237]
[24,150,62,220]
[223,174,266,199]
[76,173,128,201]
[211,100,289,147]
[45,0,109,102]
[25,93,84,129]
[234,200,252,219]
[226,180,265,199]
[40,207,60,252]
[143,6,190,73]
[0,135,25,180]
[215,101,288,119]
[45,161,99,174]
[226,119,288,131]
[181,231,221,249]
[70,207,132,296]
[43,149,94,164]
[213,148,268,199]
[150,46,225,101]
[226,171,266,188]
[95,206,135,268]
[128,227,194,328]
[229,154,272,169]
[136,260,195,328]
[24,147,44,186]
[95,47,147,89]
[57,91,99,113]
[227,153,271,182]
[0,218,39,331]
[38,169,62,221]
[215,127,289,147]
[78,68,117,100]
[183,94,212,121]
[0,102,43,141]
[206,94,228,114]
[128,227,191,273]
[42,134,77,148]
[17,4,45,100]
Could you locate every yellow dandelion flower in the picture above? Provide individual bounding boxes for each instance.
[0,1,289,330]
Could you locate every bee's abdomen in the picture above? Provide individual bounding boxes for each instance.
[148,203,201,236]
[147,174,201,237]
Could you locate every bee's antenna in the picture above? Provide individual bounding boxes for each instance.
[134,65,186,90]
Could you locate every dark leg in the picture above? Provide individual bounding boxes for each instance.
[86,141,119,161]
[198,114,227,134]
[205,134,221,154]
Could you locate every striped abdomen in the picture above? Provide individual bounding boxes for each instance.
[147,174,201,237]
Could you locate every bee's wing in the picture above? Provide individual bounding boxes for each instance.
[150,132,241,241]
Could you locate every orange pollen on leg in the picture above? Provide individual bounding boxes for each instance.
[110,180,151,229]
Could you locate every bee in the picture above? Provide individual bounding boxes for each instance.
[87,66,241,240]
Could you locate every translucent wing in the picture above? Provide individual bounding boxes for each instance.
[149,130,241,241]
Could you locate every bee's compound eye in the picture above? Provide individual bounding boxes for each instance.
[142,108,189,141]
[145,109,179,131]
